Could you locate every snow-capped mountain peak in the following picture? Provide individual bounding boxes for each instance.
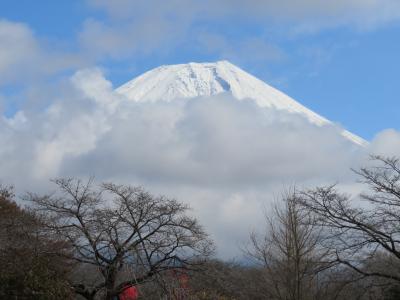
[116,60,367,146]
[117,61,235,102]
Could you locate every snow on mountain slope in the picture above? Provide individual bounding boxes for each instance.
[116,61,367,146]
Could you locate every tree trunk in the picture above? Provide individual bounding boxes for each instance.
[105,283,115,300]
[105,268,117,300]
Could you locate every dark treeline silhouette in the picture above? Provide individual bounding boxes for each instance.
[1,155,400,299]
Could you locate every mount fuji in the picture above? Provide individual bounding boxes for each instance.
[116,60,366,147]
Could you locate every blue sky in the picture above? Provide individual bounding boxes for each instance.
[1,0,400,140]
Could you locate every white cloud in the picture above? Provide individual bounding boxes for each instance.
[2,66,399,257]
[229,0,400,29]
[79,5,189,60]
[370,129,400,156]
[1,1,392,92]
[0,19,83,86]
[1,68,386,257]
[2,1,399,88]
[0,20,38,74]
[88,0,400,30]
[77,0,400,83]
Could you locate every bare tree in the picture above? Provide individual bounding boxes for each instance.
[298,155,400,285]
[247,191,328,300]
[29,178,213,300]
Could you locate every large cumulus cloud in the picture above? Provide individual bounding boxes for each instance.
[1,69,399,257]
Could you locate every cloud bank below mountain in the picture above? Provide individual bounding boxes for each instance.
[1,68,399,257]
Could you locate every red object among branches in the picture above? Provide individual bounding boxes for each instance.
[119,285,139,300]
